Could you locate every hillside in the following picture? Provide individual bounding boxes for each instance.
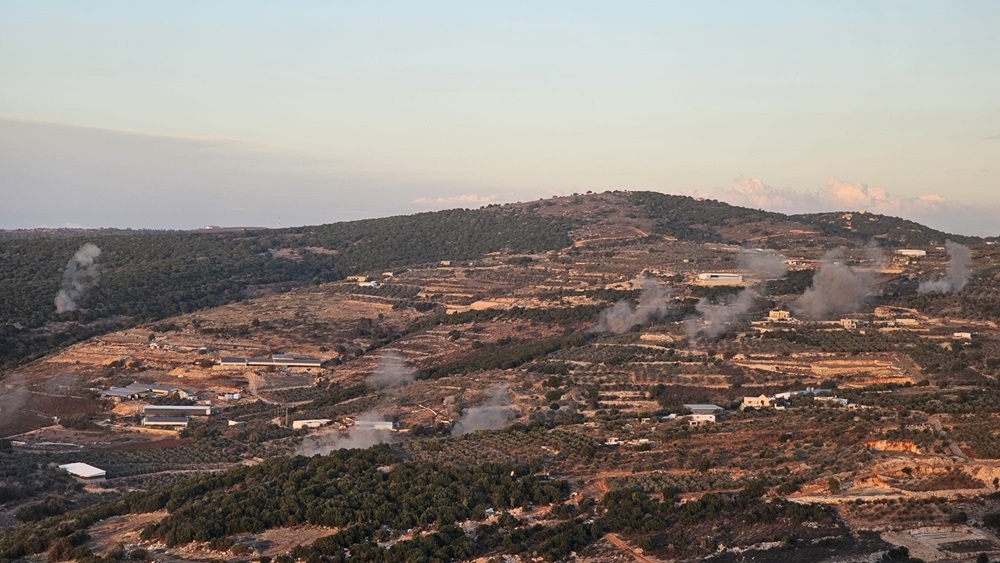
[4,190,1000,562]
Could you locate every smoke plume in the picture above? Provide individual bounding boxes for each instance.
[367,352,415,390]
[918,241,972,294]
[738,248,787,280]
[0,374,31,436]
[792,250,876,320]
[591,277,673,333]
[685,289,758,339]
[54,243,102,313]
[296,409,396,455]
[452,386,516,435]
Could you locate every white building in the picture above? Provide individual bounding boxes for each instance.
[742,395,772,409]
[142,416,189,428]
[292,419,332,430]
[696,273,744,286]
[353,420,396,431]
[688,414,716,426]
[896,249,927,258]
[59,462,106,479]
[768,310,790,321]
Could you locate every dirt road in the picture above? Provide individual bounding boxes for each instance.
[604,533,660,563]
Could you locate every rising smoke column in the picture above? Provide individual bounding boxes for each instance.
[590,277,673,334]
[366,351,415,390]
[296,352,415,455]
[684,289,758,339]
[452,386,516,435]
[54,243,102,313]
[792,249,876,320]
[918,241,972,294]
[738,248,787,280]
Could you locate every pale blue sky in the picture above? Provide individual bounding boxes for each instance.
[1,1,998,232]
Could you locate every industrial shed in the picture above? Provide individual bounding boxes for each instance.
[59,462,106,479]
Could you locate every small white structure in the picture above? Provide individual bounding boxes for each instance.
[353,420,396,431]
[742,395,772,409]
[358,280,382,288]
[841,319,858,330]
[59,462,106,479]
[768,310,790,321]
[953,332,973,340]
[696,273,744,286]
[896,249,927,258]
[688,414,716,426]
[292,419,332,430]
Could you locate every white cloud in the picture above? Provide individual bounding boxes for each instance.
[697,177,999,236]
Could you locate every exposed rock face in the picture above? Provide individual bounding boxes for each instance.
[864,440,922,454]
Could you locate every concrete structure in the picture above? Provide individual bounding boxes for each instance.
[896,249,927,258]
[953,332,973,340]
[841,319,858,330]
[768,310,790,321]
[142,405,212,416]
[742,395,771,409]
[358,280,382,288]
[696,273,744,286]
[352,420,396,431]
[141,416,189,428]
[292,419,332,430]
[59,462,106,479]
[683,404,723,415]
[219,354,323,368]
[688,414,716,426]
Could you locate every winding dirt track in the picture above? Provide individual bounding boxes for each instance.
[604,533,660,563]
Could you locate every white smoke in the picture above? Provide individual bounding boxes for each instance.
[296,408,396,455]
[738,248,787,280]
[918,241,972,294]
[591,278,673,333]
[54,243,102,313]
[452,386,516,435]
[366,351,415,390]
[792,249,876,320]
[684,289,758,339]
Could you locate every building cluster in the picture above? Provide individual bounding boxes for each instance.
[742,389,850,410]
[99,382,194,402]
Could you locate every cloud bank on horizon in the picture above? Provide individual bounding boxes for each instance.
[696,177,996,237]
[1,118,997,236]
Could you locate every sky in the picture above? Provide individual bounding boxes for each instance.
[1,1,998,234]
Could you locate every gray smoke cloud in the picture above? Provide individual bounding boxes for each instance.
[792,249,876,320]
[366,351,415,390]
[54,243,102,313]
[590,277,673,334]
[452,386,516,435]
[738,248,787,280]
[297,352,414,455]
[0,374,31,437]
[296,427,395,456]
[684,289,758,339]
[918,241,972,295]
